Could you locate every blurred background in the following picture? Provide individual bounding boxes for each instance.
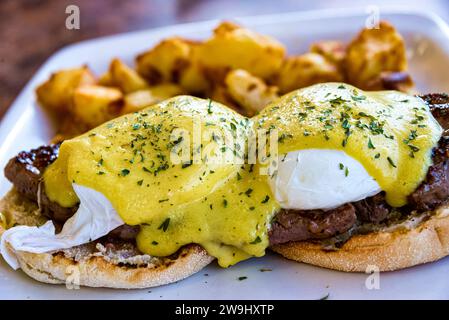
[1,0,448,120]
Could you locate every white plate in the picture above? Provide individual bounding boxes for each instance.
[1,8,449,300]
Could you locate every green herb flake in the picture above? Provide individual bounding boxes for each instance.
[387,157,397,168]
[261,195,270,204]
[158,218,170,232]
[120,169,130,176]
[250,236,262,244]
[351,95,366,102]
[207,99,213,114]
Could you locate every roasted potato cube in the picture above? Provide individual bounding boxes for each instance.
[98,71,113,86]
[121,84,184,114]
[72,85,123,128]
[310,41,346,69]
[225,69,278,116]
[108,58,148,93]
[276,53,343,93]
[197,21,286,81]
[208,85,240,112]
[36,66,95,113]
[345,21,409,90]
[136,38,209,93]
[136,37,191,84]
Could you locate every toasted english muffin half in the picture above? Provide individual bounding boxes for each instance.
[0,189,214,289]
[271,204,449,272]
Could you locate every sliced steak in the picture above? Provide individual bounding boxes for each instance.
[5,144,139,242]
[408,136,449,211]
[353,192,391,223]
[269,203,356,245]
[420,93,449,130]
[4,144,60,201]
[4,144,77,223]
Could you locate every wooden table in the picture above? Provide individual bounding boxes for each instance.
[1,0,447,120]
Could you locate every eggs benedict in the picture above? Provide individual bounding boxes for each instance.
[1,84,449,288]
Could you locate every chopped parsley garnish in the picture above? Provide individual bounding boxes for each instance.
[374,153,381,159]
[387,157,397,168]
[223,199,228,208]
[120,169,130,176]
[261,195,270,204]
[238,276,248,281]
[345,167,349,177]
[236,172,242,180]
[368,138,375,149]
[351,95,366,102]
[339,163,344,170]
[244,188,253,197]
[158,218,170,232]
[207,99,213,114]
[182,160,193,169]
[250,236,262,244]
[152,241,159,245]
[137,179,143,186]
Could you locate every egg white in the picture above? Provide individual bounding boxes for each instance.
[1,184,123,269]
[269,149,381,210]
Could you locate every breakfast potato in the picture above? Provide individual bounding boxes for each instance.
[121,84,184,114]
[310,40,346,70]
[276,53,343,94]
[345,21,408,90]
[209,85,240,112]
[136,37,209,93]
[196,21,286,81]
[108,58,149,93]
[72,85,123,128]
[36,66,95,113]
[225,69,278,116]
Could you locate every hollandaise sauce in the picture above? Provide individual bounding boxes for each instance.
[255,83,442,207]
[43,83,441,267]
[44,96,279,267]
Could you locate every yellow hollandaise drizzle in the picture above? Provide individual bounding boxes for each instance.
[44,96,279,267]
[44,83,441,267]
[255,83,442,207]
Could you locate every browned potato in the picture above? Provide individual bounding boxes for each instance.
[36,66,95,113]
[345,21,409,90]
[208,85,240,112]
[136,37,190,83]
[310,41,346,69]
[136,37,209,93]
[108,58,148,93]
[225,69,278,116]
[97,71,113,86]
[276,53,343,94]
[196,21,286,81]
[72,85,123,128]
[121,84,184,114]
